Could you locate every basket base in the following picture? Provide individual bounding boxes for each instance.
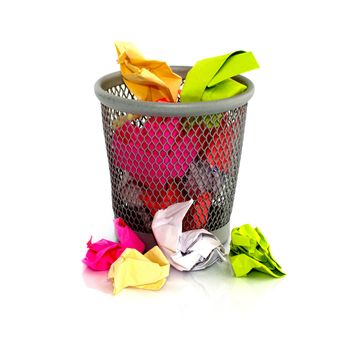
[132,221,231,251]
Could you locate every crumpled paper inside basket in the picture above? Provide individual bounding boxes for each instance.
[112,117,201,187]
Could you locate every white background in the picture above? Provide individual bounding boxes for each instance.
[1,0,347,349]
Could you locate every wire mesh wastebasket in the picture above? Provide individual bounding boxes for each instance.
[94,66,254,248]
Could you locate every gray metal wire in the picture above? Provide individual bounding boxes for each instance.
[95,67,253,236]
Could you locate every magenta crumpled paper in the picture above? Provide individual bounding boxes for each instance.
[112,117,201,189]
[82,218,145,271]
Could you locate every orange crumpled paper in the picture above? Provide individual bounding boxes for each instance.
[115,42,182,102]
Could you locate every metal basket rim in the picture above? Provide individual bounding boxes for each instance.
[94,66,254,117]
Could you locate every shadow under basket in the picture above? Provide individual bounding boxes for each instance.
[94,66,254,249]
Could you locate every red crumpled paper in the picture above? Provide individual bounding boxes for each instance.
[140,179,212,230]
[140,180,185,216]
[183,192,212,230]
[82,218,145,271]
[206,121,236,173]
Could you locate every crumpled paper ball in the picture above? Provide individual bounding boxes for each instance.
[139,180,185,216]
[112,117,202,189]
[206,122,235,173]
[185,159,223,195]
[152,200,225,271]
[82,218,145,271]
[229,224,285,278]
[82,238,124,271]
[183,192,212,230]
[113,169,152,231]
[108,246,170,295]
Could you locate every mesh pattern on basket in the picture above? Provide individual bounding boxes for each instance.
[101,83,247,234]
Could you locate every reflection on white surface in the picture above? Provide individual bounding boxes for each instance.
[82,268,112,294]
[81,253,283,314]
[81,235,284,319]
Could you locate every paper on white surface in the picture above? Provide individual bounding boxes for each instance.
[152,200,226,271]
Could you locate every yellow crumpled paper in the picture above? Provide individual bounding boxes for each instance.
[108,246,170,295]
[115,42,182,102]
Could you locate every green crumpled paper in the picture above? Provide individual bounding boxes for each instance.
[182,113,224,131]
[181,51,259,103]
[229,224,285,278]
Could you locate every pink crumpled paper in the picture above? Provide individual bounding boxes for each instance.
[82,218,145,271]
[112,117,202,189]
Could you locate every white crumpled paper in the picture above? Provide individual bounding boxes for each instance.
[152,200,226,271]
